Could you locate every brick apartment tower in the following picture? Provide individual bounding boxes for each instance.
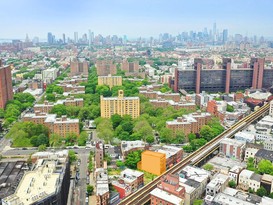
[96,60,117,76]
[121,60,139,72]
[0,60,13,109]
[194,58,202,94]
[70,59,89,76]
[251,58,265,89]
[223,58,232,93]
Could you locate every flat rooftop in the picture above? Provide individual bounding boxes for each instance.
[0,161,29,201]
[2,159,66,205]
[150,188,183,204]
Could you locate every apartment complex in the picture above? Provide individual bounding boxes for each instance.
[0,61,13,109]
[98,75,122,89]
[150,99,196,110]
[95,142,104,168]
[171,58,273,93]
[100,90,140,118]
[137,150,166,175]
[23,112,79,137]
[166,111,212,135]
[96,60,117,76]
[121,60,139,73]
[2,150,70,205]
[34,97,84,113]
[70,58,89,76]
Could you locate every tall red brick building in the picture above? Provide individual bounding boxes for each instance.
[70,59,89,76]
[96,60,117,76]
[0,61,13,109]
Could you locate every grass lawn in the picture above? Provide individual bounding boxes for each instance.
[143,171,157,184]
[108,168,122,176]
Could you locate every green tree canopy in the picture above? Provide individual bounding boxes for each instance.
[125,150,142,169]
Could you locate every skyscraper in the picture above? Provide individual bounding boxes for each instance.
[47,32,53,44]
[63,33,66,44]
[223,29,228,44]
[74,32,78,43]
[88,29,92,47]
[0,61,13,109]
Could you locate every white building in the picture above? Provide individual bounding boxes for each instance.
[206,173,229,197]
[42,67,59,83]
[244,147,259,161]
[264,138,273,151]
[235,131,255,143]
[238,169,261,192]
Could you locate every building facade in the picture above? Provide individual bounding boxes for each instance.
[98,75,122,89]
[0,63,13,109]
[219,138,245,160]
[166,112,212,136]
[171,58,273,94]
[100,90,140,118]
[70,59,89,76]
[96,60,117,76]
[137,151,166,175]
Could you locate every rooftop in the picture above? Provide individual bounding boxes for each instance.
[255,149,273,161]
[150,188,183,204]
[220,138,245,147]
[2,158,67,205]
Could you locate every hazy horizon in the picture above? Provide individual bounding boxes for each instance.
[1,0,273,39]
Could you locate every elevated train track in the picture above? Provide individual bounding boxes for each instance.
[118,103,270,205]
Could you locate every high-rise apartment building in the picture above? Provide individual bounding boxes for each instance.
[98,75,122,89]
[0,61,13,109]
[74,32,78,43]
[121,60,139,73]
[100,90,140,118]
[96,60,117,76]
[70,59,89,76]
[171,58,273,94]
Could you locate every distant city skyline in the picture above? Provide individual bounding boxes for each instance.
[1,0,273,39]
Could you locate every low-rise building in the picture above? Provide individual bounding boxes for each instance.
[244,147,259,162]
[261,174,273,194]
[219,138,245,160]
[179,166,211,205]
[34,97,84,113]
[238,169,262,192]
[23,112,80,137]
[150,99,196,110]
[155,145,183,169]
[150,188,184,205]
[229,165,244,184]
[166,111,212,136]
[95,142,104,169]
[264,138,273,151]
[235,131,255,143]
[255,149,273,164]
[120,140,147,157]
[206,173,229,197]
[95,168,110,205]
[112,169,144,199]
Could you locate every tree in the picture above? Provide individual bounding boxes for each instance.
[183,145,193,153]
[193,199,203,205]
[228,180,236,188]
[87,185,94,196]
[188,133,196,142]
[97,119,114,143]
[125,150,142,169]
[203,163,214,171]
[49,133,62,147]
[68,150,77,163]
[116,160,125,168]
[53,86,64,94]
[268,192,273,199]
[146,135,155,144]
[38,144,47,151]
[190,138,207,151]
[133,120,153,141]
[45,93,56,102]
[50,104,67,117]
[257,186,267,197]
[227,104,235,112]
[258,159,273,174]
[78,131,88,146]
[200,125,214,141]
[104,153,112,165]
[111,114,123,129]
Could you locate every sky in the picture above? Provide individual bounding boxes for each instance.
[0,0,273,39]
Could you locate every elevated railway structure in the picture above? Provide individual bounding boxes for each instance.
[118,103,270,205]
